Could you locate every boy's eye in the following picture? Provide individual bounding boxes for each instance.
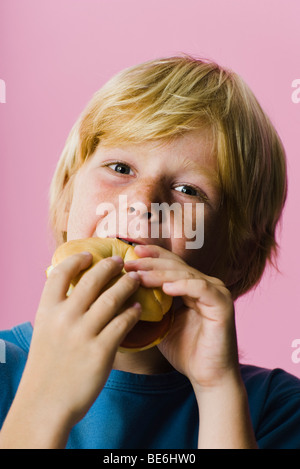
[107,162,134,175]
[175,185,197,196]
[175,185,208,200]
[105,164,209,202]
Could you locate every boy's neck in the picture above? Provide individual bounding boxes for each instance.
[112,347,174,375]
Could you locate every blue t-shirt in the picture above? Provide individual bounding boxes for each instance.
[1,322,300,449]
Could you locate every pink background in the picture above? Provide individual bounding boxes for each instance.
[0,0,299,376]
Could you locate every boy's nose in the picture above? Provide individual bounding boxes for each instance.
[126,201,162,241]
[128,205,152,219]
[127,180,165,218]
[125,181,167,237]
[127,199,160,223]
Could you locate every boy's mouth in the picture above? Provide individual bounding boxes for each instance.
[116,237,138,247]
[93,232,147,247]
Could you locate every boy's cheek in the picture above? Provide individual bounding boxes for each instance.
[181,219,226,276]
[66,202,99,241]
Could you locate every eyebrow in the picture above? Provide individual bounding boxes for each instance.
[179,158,221,190]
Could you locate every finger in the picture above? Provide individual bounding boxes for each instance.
[95,302,142,349]
[39,252,93,309]
[124,257,188,272]
[84,272,141,334]
[127,252,224,286]
[162,278,232,311]
[133,244,185,262]
[66,256,125,313]
[125,258,225,289]
[135,268,197,288]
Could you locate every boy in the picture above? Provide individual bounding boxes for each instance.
[1,55,300,449]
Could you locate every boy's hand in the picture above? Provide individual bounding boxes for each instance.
[125,245,257,448]
[12,252,142,439]
[125,245,239,390]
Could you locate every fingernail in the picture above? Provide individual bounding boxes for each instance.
[111,255,124,264]
[81,251,92,257]
[132,302,142,311]
[163,282,174,289]
[128,271,140,280]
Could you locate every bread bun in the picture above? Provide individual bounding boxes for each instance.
[46,238,173,352]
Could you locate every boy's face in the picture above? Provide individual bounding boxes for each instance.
[65,129,225,277]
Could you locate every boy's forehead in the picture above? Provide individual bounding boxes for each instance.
[96,128,216,167]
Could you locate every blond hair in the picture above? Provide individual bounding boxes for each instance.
[49,55,287,299]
